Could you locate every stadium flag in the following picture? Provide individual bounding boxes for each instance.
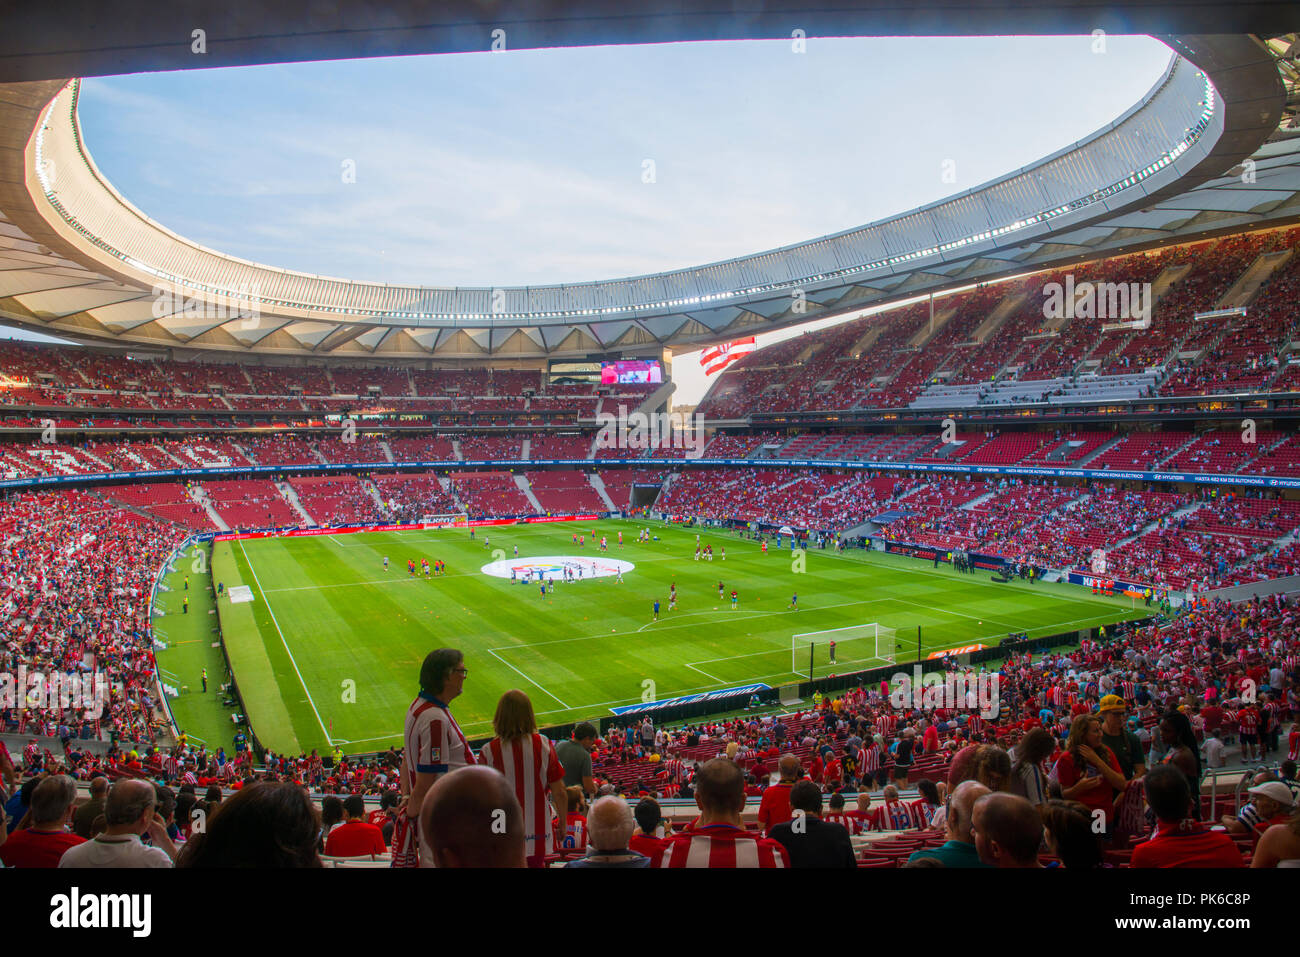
[700,337,756,375]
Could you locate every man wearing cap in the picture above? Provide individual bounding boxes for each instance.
[1098,695,1145,781]
[1220,775,1295,837]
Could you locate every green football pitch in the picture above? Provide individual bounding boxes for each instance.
[186,519,1142,755]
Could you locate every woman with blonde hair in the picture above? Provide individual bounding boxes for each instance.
[476,689,568,867]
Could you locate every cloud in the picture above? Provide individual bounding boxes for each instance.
[76,37,1171,288]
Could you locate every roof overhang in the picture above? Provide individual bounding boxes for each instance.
[0,27,1292,360]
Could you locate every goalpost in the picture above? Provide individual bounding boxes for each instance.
[792,623,896,680]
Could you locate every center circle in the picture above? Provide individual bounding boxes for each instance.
[480,555,635,581]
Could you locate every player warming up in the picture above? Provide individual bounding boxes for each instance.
[731,589,738,611]
[788,592,798,610]
[668,583,677,611]
[652,599,660,621]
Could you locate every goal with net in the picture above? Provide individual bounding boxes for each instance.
[792,623,896,680]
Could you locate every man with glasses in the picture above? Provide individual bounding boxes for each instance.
[393,648,475,868]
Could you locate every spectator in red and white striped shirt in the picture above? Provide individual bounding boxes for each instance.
[872,785,916,831]
[909,779,943,829]
[477,689,568,868]
[660,758,685,783]
[650,759,790,868]
[1237,704,1260,762]
[860,738,883,788]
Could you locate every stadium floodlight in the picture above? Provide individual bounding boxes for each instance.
[792,623,896,680]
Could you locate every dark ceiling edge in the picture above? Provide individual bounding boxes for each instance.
[0,0,1296,83]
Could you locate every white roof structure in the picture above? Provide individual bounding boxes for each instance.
[0,34,1296,361]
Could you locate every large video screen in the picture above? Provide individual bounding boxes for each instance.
[601,359,662,385]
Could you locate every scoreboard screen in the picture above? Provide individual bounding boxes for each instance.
[601,359,662,385]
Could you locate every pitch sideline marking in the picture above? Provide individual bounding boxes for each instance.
[237,539,333,745]
[684,662,725,683]
[484,647,571,710]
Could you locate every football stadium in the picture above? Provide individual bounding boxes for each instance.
[1,1,1299,898]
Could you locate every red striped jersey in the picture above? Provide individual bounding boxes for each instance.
[396,692,475,867]
[908,798,939,829]
[829,810,870,835]
[661,758,685,782]
[478,733,565,859]
[402,692,474,790]
[1237,708,1258,734]
[871,800,915,832]
[822,811,851,832]
[860,745,881,773]
[650,824,790,868]
[875,714,897,736]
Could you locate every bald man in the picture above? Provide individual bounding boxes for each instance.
[906,781,991,868]
[420,766,525,868]
[565,796,649,868]
[971,793,1044,868]
[757,754,802,835]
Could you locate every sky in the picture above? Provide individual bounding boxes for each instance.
[19,35,1172,404]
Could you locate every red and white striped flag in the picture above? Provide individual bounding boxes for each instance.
[700,337,756,375]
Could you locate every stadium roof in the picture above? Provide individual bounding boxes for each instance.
[0,7,1297,361]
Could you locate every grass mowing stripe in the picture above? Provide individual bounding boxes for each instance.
[212,542,303,753]
[236,538,333,744]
